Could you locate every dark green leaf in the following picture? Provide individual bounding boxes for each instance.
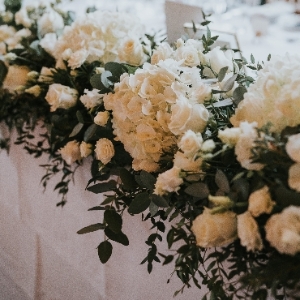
[87,180,117,194]
[218,66,228,82]
[0,60,8,84]
[128,192,151,214]
[88,206,106,211]
[77,223,105,234]
[76,110,85,123]
[98,241,112,263]
[149,201,158,216]
[104,62,127,78]
[119,168,137,191]
[185,183,209,199]
[104,209,122,233]
[138,170,156,190]
[69,123,84,138]
[90,73,103,90]
[215,169,230,193]
[163,255,173,265]
[150,194,169,207]
[83,124,98,142]
[104,227,129,246]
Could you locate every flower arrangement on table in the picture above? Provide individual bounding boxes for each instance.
[1,0,300,299]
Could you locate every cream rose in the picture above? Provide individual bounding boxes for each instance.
[248,186,275,217]
[191,208,237,248]
[151,42,174,65]
[25,85,41,97]
[218,127,242,147]
[94,111,110,127]
[237,211,263,252]
[80,89,102,109]
[3,65,29,92]
[265,206,300,255]
[80,142,93,158]
[288,163,300,192]
[286,133,300,163]
[154,166,183,195]
[45,83,78,112]
[95,138,115,165]
[118,37,146,66]
[178,130,203,157]
[60,140,81,165]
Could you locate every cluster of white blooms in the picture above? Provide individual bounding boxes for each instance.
[0,25,31,54]
[44,10,148,69]
[103,56,211,174]
[231,54,300,132]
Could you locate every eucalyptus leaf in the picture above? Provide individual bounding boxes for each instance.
[101,70,113,88]
[90,73,103,90]
[128,192,151,214]
[217,66,228,82]
[119,168,137,191]
[104,209,122,233]
[104,62,127,78]
[69,123,84,138]
[77,223,105,234]
[184,183,209,199]
[104,227,129,246]
[98,241,112,264]
[222,74,237,92]
[87,180,117,194]
[149,201,158,216]
[83,123,98,142]
[232,86,247,105]
[215,169,230,193]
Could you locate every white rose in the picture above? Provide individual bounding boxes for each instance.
[169,97,208,135]
[286,133,300,163]
[265,206,300,255]
[37,9,64,37]
[15,8,32,28]
[288,163,300,192]
[80,89,103,109]
[118,37,146,66]
[248,186,275,217]
[201,139,215,153]
[25,85,41,97]
[178,130,203,157]
[60,140,81,165]
[190,83,212,104]
[204,46,234,75]
[235,122,264,171]
[39,33,57,57]
[191,208,237,248]
[3,65,29,92]
[94,111,110,127]
[154,166,183,195]
[45,83,78,112]
[218,127,242,147]
[175,43,200,67]
[237,211,263,252]
[151,42,174,65]
[80,142,93,158]
[95,138,115,165]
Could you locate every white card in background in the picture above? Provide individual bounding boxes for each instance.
[165,0,203,44]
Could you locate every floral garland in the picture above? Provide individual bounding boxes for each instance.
[1,1,300,299]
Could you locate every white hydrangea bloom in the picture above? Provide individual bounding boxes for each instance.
[231,54,300,132]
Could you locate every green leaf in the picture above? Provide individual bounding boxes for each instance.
[232,86,247,105]
[104,227,129,246]
[77,223,105,234]
[184,183,209,199]
[0,60,8,84]
[98,241,112,263]
[88,206,106,211]
[104,209,122,233]
[119,168,137,191]
[162,255,173,265]
[87,180,117,194]
[250,53,255,64]
[138,170,156,190]
[104,62,127,78]
[101,70,113,88]
[76,110,85,123]
[222,74,237,92]
[215,169,230,193]
[149,201,158,216]
[90,73,103,90]
[217,66,228,82]
[83,123,98,142]
[128,192,151,214]
[69,123,84,138]
[150,194,169,207]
